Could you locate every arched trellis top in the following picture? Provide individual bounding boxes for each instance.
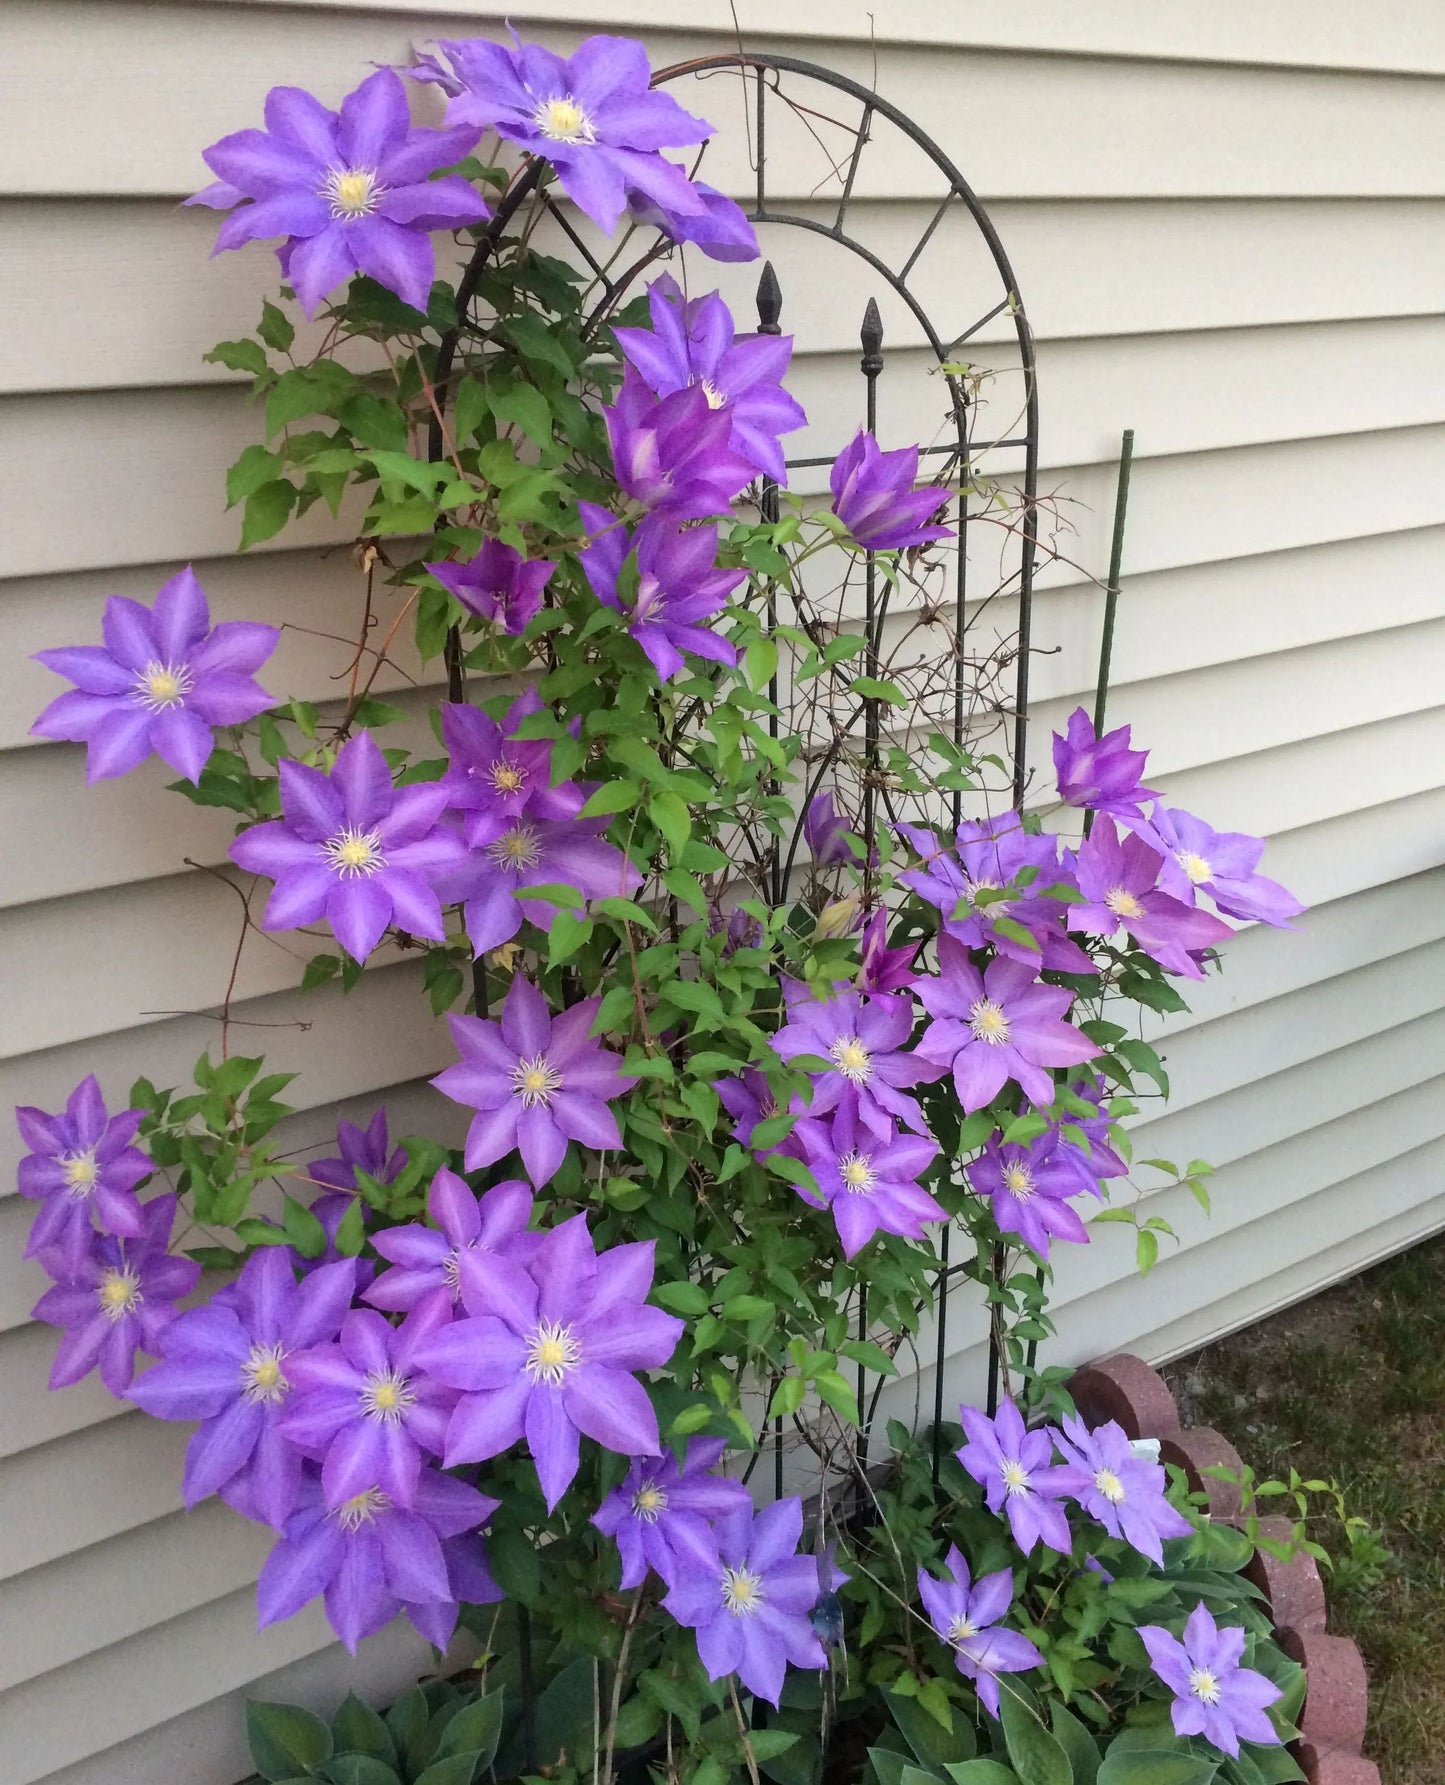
[430,50,1041,809]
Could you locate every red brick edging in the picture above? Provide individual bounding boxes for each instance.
[1067,1353,1378,1785]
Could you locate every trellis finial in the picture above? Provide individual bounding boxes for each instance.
[756,260,783,335]
[860,296,884,374]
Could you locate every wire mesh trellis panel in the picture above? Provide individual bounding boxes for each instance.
[429,52,1043,1511]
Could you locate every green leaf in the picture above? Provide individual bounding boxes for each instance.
[206,337,271,377]
[889,1690,977,1767]
[944,1765,1021,1784]
[452,375,488,446]
[246,1701,334,1780]
[258,300,295,352]
[580,780,640,818]
[330,1693,396,1765]
[744,638,778,691]
[319,1758,401,1785]
[769,1375,806,1417]
[548,909,592,964]
[227,443,284,507]
[504,313,575,379]
[654,1280,711,1316]
[1048,1708,1099,1785]
[1000,1690,1072,1785]
[414,1755,485,1785]
[1096,1756,1217,1785]
[490,382,554,447]
[434,1693,504,1768]
[649,789,691,857]
[239,479,297,549]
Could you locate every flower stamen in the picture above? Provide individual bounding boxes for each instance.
[323,166,382,219]
[97,1266,142,1322]
[534,95,595,144]
[967,998,1011,1045]
[525,1319,581,1385]
[1094,1467,1127,1504]
[131,660,192,711]
[511,1054,563,1108]
[360,1368,415,1423]
[632,1480,668,1522]
[324,826,386,878]
[59,1150,100,1198]
[839,1151,876,1195]
[487,823,542,871]
[1104,886,1144,919]
[335,1487,390,1530]
[828,1035,873,1084]
[241,1342,289,1404]
[721,1565,765,1616]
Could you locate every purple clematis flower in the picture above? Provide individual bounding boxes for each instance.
[431,978,636,1187]
[793,1100,944,1257]
[299,1106,404,1275]
[715,1069,796,1158]
[627,179,759,262]
[427,540,556,636]
[592,1437,751,1589]
[257,1464,501,1653]
[803,792,854,868]
[231,730,467,963]
[1051,1413,1194,1565]
[440,690,588,844]
[858,909,921,994]
[15,1076,151,1274]
[366,1171,534,1312]
[31,566,278,784]
[966,1133,1092,1259]
[1140,1602,1284,1758]
[127,1250,356,1527]
[413,1213,683,1509]
[917,1544,1043,1717]
[1147,806,1304,929]
[578,502,743,682]
[662,1497,827,1707]
[915,938,1099,1113]
[278,1298,457,1511]
[1035,1076,1129,1195]
[189,68,489,317]
[31,1194,200,1396]
[772,981,943,1139]
[896,817,1092,974]
[614,277,806,483]
[1052,707,1157,825]
[830,432,953,553]
[432,32,712,236]
[1066,817,1234,981]
[957,1398,1073,1557]
[605,373,757,519]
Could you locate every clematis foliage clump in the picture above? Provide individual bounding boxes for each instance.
[19,29,1322,1785]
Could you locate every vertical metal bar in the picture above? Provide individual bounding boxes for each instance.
[774,1414,784,1500]
[930,1225,949,1487]
[757,262,785,906]
[860,299,884,891]
[1083,429,1135,839]
[985,1239,1005,1417]
[855,1285,869,1475]
[519,1602,537,1769]
[1009,311,1041,809]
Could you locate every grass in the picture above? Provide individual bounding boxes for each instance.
[1163,1233,1445,1783]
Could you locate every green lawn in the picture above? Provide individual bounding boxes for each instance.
[1165,1234,1445,1784]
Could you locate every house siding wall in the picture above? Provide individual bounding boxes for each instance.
[3,5,1443,1779]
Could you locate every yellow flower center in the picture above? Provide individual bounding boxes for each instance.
[242,1343,289,1405]
[1000,1458,1030,1496]
[534,95,595,144]
[632,1481,668,1522]
[490,761,527,794]
[97,1266,142,1322]
[1094,1467,1126,1504]
[324,826,386,878]
[511,1053,563,1108]
[839,1151,876,1194]
[60,1150,100,1197]
[1188,1667,1221,1704]
[323,166,382,219]
[700,379,727,410]
[1104,886,1144,919]
[1177,850,1212,885]
[828,1036,873,1084]
[488,823,542,871]
[721,1566,765,1616]
[525,1319,581,1385]
[967,998,1011,1045]
[946,1615,979,1644]
[132,659,192,711]
[360,1368,415,1423]
[1002,1164,1034,1201]
[336,1487,390,1530]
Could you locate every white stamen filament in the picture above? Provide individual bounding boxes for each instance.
[97,1266,142,1323]
[967,998,1011,1045]
[511,1054,563,1108]
[242,1342,289,1405]
[1001,1163,1035,1203]
[525,1319,581,1386]
[1188,1667,1222,1704]
[59,1149,100,1198]
[1000,1459,1031,1497]
[1094,1467,1127,1505]
[839,1151,876,1195]
[336,1487,389,1530]
[131,660,192,711]
[1177,850,1212,886]
[487,823,542,871]
[324,826,386,878]
[632,1480,668,1523]
[721,1565,765,1616]
[533,94,596,144]
[1104,885,1144,919]
[322,166,382,219]
[360,1367,415,1423]
[828,1035,873,1084]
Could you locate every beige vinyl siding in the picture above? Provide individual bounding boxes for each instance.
[3,3,1444,1780]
